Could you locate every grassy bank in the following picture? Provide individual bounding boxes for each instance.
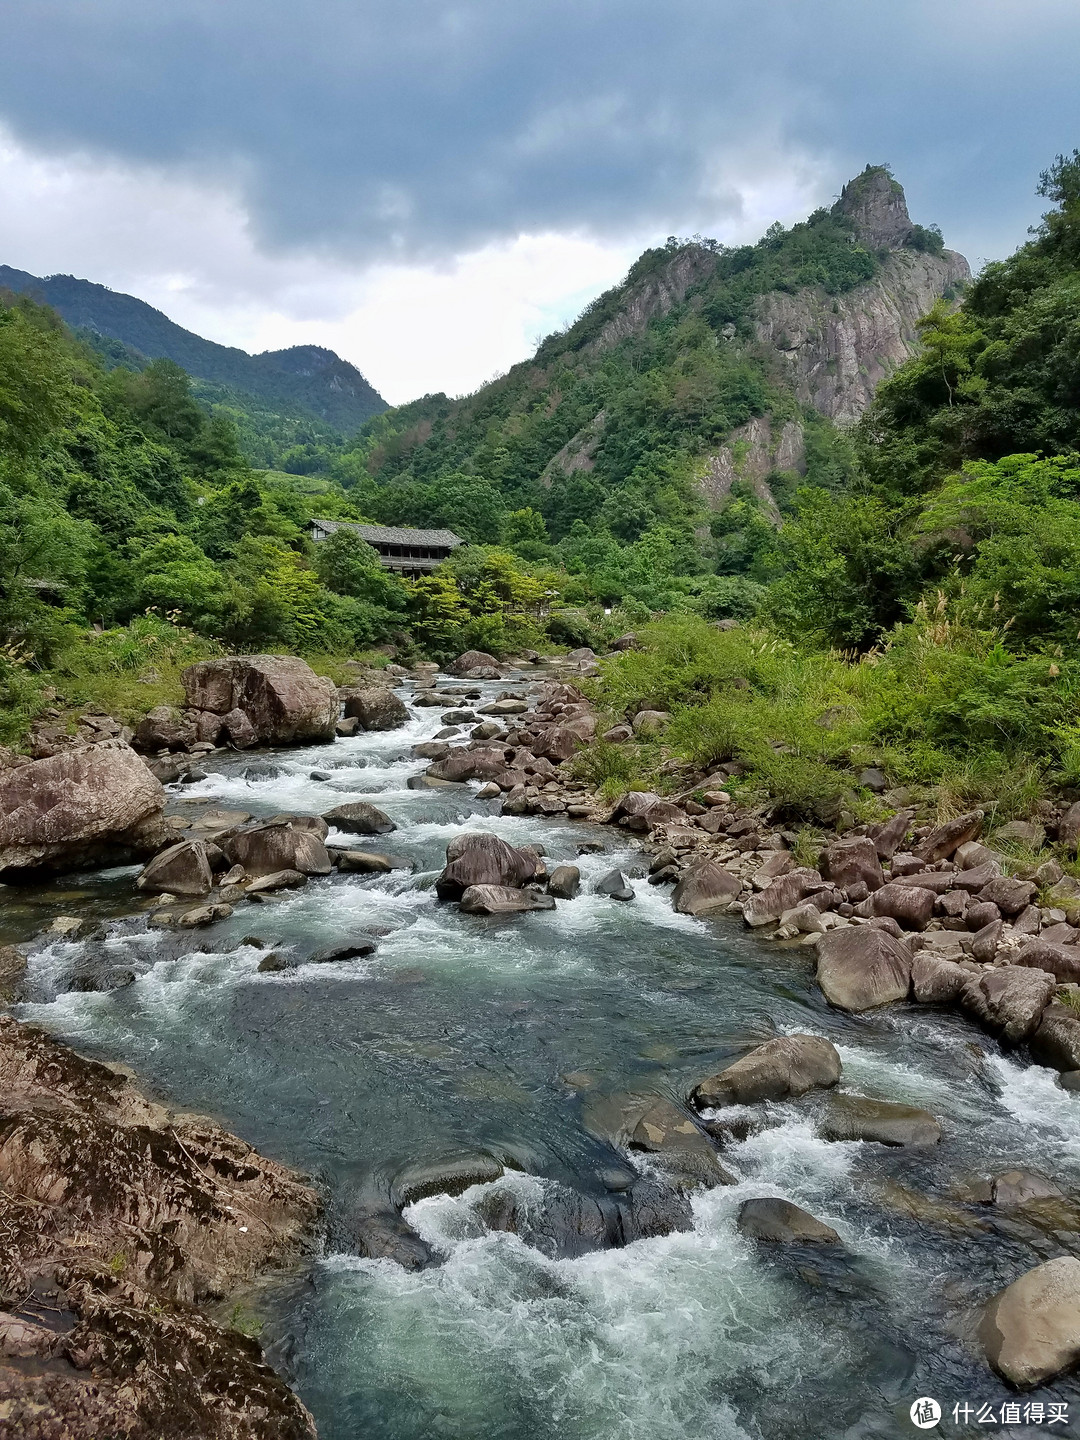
[573,612,1078,838]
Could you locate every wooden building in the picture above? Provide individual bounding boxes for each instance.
[309,519,465,578]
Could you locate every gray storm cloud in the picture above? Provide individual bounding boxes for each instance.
[0,0,1078,264]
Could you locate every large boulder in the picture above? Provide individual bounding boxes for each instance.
[820,837,883,893]
[1014,940,1080,983]
[436,833,537,900]
[861,881,936,930]
[692,1034,841,1108]
[220,821,332,877]
[743,869,825,926]
[816,926,912,1012]
[136,840,214,897]
[738,1198,840,1244]
[980,1257,1080,1388]
[427,748,510,783]
[672,861,741,916]
[459,885,556,915]
[914,810,983,863]
[911,952,969,1005]
[447,650,500,676]
[0,740,166,877]
[959,966,1057,1043]
[1031,1004,1080,1072]
[321,802,396,836]
[133,704,196,753]
[978,875,1038,917]
[343,686,409,731]
[181,655,337,746]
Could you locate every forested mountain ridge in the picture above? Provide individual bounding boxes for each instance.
[0,264,388,437]
[335,167,967,563]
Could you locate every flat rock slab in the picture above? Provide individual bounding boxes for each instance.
[817,1093,941,1147]
[459,885,556,915]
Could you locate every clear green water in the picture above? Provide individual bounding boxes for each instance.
[11,677,1080,1439]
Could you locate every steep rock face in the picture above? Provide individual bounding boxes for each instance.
[753,247,970,424]
[696,414,803,521]
[541,409,606,484]
[584,246,718,356]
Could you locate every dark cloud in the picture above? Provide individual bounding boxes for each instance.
[1,0,1077,263]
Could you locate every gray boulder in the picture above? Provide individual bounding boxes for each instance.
[915,809,983,863]
[221,821,333,877]
[1031,1004,1080,1072]
[322,802,396,836]
[136,839,213,897]
[595,869,634,901]
[459,885,556,915]
[0,740,166,877]
[436,833,537,900]
[960,966,1057,1042]
[672,860,741,916]
[816,926,912,1012]
[980,1257,1080,1387]
[738,1198,840,1244]
[548,865,581,899]
[692,1034,841,1108]
[820,837,883,893]
[182,654,337,745]
[911,952,969,1005]
[343,686,409,731]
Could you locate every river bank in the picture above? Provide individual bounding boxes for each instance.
[4,655,1080,1437]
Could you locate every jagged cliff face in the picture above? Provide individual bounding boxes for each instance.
[697,415,803,522]
[753,246,970,426]
[583,247,717,355]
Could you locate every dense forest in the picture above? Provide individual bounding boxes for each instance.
[2,152,1079,830]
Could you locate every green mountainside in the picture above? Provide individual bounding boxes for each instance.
[0,264,388,448]
[5,150,1080,837]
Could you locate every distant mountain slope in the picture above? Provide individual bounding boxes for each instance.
[0,265,387,434]
[340,166,969,539]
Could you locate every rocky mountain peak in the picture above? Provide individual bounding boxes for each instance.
[833,165,914,251]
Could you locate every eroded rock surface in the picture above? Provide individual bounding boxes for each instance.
[0,1017,319,1438]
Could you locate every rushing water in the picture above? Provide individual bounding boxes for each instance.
[10,672,1080,1439]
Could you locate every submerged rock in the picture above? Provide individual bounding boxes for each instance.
[692,1034,842,1108]
[627,1097,733,1186]
[738,1198,841,1244]
[980,1256,1080,1388]
[817,1093,941,1147]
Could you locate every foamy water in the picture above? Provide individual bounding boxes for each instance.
[13,672,1080,1440]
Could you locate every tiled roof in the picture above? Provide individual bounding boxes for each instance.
[310,518,464,547]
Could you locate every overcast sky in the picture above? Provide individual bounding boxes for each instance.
[1,0,1077,404]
